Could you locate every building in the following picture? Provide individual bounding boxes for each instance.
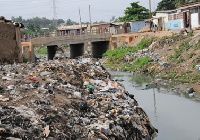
[110,22,131,35]
[0,16,23,63]
[57,24,88,36]
[91,23,111,34]
[129,20,147,32]
[168,1,200,30]
[153,10,175,31]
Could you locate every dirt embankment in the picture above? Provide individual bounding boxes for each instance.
[131,30,200,94]
[108,29,200,94]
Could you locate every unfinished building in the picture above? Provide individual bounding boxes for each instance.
[0,16,22,63]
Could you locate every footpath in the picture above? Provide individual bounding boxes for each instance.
[0,57,157,139]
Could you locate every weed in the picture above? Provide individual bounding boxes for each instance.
[176,57,185,63]
[184,41,189,50]
[167,73,177,79]
[193,63,197,69]
[103,37,154,65]
[188,31,194,37]
[188,51,195,58]
[22,54,28,63]
[134,57,153,67]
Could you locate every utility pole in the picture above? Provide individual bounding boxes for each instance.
[53,0,57,27]
[89,5,92,33]
[79,8,82,34]
[149,0,152,18]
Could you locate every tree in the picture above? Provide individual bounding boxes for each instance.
[27,24,35,32]
[57,19,65,25]
[119,2,149,22]
[157,0,176,10]
[110,16,119,22]
[157,0,200,10]
[66,19,78,25]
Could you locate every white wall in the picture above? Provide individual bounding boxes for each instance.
[153,13,169,30]
[191,13,199,28]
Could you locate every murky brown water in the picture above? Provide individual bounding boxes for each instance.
[110,71,200,140]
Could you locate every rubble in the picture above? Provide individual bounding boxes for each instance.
[0,58,157,139]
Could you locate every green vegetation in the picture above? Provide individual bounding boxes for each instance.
[159,72,177,79]
[157,0,200,11]
[177,73,200,83]
[167,39,190,63]
[184,41,189,50]
[188,31,194,37]
[35,46,47,54]
[22,54,28,63]
[118,2,149,21]
[188,51,195,58]
[103,37,154,72]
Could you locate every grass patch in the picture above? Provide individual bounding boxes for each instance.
[188,31,194,37]
[188,51,195,58]
[35,46,47,54]
[103,37,155,64]
[184,41,189,50]
[159,73,177,79]
[177,73,200,83]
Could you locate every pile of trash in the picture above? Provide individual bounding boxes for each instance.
[0,58,158,139]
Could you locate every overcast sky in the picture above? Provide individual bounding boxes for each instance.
[1,0,161,22]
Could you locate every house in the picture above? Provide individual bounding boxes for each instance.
[168,1,200,30]
[129,20,147,32]
[152,10,175,31]
[57,24,88,36]
[109,22,131,35]
[90,23,111,34]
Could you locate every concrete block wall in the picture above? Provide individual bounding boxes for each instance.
[0,22,22,63]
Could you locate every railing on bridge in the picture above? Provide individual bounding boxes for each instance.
[25,30,110,41]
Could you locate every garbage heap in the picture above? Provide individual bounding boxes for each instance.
[0,58,158,139]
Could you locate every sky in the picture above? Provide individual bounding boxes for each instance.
[1,0,161,22]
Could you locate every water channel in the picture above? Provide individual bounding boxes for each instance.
[110,71,200,140]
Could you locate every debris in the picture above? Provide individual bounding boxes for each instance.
[188,88,195,93]
[43,125,50,137]
[0,57,157,139]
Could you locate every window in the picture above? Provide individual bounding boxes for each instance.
[172,14,177,20]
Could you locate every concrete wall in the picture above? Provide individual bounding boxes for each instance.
[153,13,169,31]
[191,13,199,28]
[168,19,184,29]
[130,21,145,32]
[0,22,22,63]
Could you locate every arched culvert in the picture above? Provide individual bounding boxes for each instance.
[47,45,58,60]
[70,43,84,58]
[91,41,109,58]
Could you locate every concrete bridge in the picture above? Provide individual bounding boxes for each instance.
[21,33,111,61]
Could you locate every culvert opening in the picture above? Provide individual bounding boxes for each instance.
[70,43,84,58]
[92,41,109,58]
[47,45,58,60]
